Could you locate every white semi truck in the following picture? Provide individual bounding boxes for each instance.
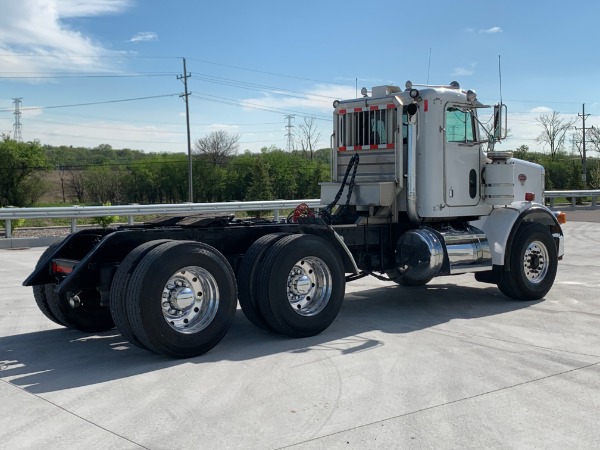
[25,80,565,358]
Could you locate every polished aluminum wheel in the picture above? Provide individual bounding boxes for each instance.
[523,240,549,284]
[161,266,219,334]
[286,256,332,316]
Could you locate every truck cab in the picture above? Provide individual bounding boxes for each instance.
[321,80,564,290]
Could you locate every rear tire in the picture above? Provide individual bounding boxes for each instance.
[125,241,237,358]
[256,234,346,338]
[45,285,115,332]
[110,239,171,349]
[32,242,65,326]
[237,233,289,330]
[498,222,558,300]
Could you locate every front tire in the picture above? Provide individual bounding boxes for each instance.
[498,222,558,300]
[125,241,237,358]
[256,234,346,338]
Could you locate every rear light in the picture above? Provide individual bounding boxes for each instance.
[51,259,78,275]
[554,211,567,224]
[525,192,535,201]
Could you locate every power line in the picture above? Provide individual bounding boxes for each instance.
[0,73,177,79]
[0,94,180,113]
[190,93,332,121]
[187,58,353,87]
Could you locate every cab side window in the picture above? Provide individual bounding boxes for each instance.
[446,107,475,142]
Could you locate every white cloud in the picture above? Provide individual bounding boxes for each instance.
[207,123,240,133]
[480,26,503,34]
[243,84,356,114]
[451,63,477,77]
[130,32,158,43]
[529,106,553,114]
[56,0,132,17]
[0,0,132,75]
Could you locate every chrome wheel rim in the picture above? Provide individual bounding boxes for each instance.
[161,266,219,334]
[523,240,549,284]
[286,256,332,316]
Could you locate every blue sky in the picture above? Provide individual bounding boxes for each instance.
[0,0,599,154]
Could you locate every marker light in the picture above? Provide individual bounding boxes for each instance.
[51,259,77,274]
[554,211,567,224]
[525,192,535,202]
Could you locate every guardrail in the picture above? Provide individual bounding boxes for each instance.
[1,190,599,239]
[544,190,600,208]
[0,199,323,239]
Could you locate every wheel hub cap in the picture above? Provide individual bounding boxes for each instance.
[286,257,332,317]
[523,241,549,284]
[161,266,219,334]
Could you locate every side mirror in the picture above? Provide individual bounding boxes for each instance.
[493,103,507,140]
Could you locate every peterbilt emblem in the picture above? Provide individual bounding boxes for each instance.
[518,174,527,185]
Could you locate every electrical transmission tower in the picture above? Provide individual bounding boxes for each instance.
[285,114,295,151]
[12,98,23,141]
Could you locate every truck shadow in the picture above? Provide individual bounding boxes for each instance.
[0,281,539,394]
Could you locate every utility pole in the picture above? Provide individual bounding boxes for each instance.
[576,103,592,187]
[178,58,193,202]
[12,98,22,142]
[284,114,295,151]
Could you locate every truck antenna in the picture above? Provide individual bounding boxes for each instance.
[498,54,503,104]
[427,48,432,84]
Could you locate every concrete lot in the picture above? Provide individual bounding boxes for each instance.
[1,217,599,449]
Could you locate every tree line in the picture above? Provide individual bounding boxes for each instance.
[2,111,600,209]
[0,134,331,207]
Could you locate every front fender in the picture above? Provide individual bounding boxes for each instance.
[470,202,564,267]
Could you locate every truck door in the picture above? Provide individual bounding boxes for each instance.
[443,105,480,207]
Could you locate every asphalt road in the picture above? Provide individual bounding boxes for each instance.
[1,217,599,449]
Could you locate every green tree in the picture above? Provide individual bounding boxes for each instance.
[247,157,273,201]
[84,165,125,204]
[0,136,49,206]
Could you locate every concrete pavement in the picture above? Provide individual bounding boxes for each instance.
[1,220,599,449]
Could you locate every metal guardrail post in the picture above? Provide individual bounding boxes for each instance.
[593,196,597,208]
[549,198,555,208]
[71,218,77,233]
[273,209,280,222]
[5,219,12,238]
[571,197,576,208]
[128,215,135,225]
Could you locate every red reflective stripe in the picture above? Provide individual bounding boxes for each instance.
[338,109,346,115]
[338,146,346,152]
[354,145,363,150]
[386,143,395,149]
[370,144,378,149]
[424,100,428,112]
[386,103,395,109]
[353,107,362,112]
[369,105,379,111]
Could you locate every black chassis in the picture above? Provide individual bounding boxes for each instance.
[23,214,410,307]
